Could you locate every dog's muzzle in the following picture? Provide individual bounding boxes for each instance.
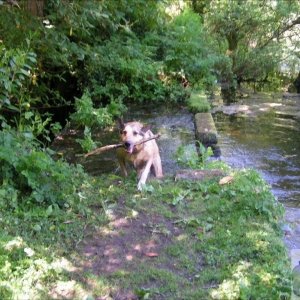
[124,142,135,154]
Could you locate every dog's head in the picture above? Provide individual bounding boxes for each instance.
[118,120,150,154]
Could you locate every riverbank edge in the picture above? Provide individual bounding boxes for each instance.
[192,93,293,297]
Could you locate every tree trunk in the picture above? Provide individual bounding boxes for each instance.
[23,0,45,17]
[221,33,238,104]
[294,72,300,94]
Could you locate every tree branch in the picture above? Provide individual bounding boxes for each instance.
[84,134,161,157]
[258,16,300,50]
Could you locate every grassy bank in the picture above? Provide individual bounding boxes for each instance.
[0,164,291,299]
[187,91,211,113]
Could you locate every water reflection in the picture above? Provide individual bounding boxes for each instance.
[212,93,300,207]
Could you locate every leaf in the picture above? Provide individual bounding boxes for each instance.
[33,224,41,232]
[135,288,151,299]
[172,192,186,205]
[219,176,234,185]
[141,184,155,193]
[19,68,30,76]
[63,220,74,224]
[7,104,19,112]
[27,53,37,63]
[24,111,34,120]
[144,252,159,257]
[205,223,214,232]
[187,218,201,227]
[46,205,53,216]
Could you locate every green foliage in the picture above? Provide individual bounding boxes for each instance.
[163,9,218,88]
[175,142,226,170]
[70,92,115,128]
[175,143,201,169]
[75,126,97,153]
[70,91,126,151]
[229,169,285,221]
[187,91,211,113]
[201,0,300,93]
[0,173,104,300]
[0,129,86,208]
[0,45,37,122]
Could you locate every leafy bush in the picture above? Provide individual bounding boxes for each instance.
[0,129,87,209]
[75,126,97,152]
[0,45,37,124]
[84,37,184,104]
[70,91,126,151]
[70,92,115,128]
[163,9,218,89]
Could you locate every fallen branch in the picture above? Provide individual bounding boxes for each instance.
[84,134,161,158]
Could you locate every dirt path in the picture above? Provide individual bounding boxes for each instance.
[77,202,183,299]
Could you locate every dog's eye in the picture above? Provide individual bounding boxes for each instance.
[133,131,138,136]
[122,130,127,135]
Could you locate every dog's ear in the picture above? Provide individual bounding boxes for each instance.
[140,125,151,134]
[116,117,125,131]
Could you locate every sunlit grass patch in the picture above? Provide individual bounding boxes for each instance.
[0,173,113,299]
[0,167,291,299]
[0,234,81,299]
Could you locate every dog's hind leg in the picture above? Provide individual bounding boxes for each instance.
[152,156,163,178]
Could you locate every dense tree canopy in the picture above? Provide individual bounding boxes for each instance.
[192,0,300,98]
[1,0,300,129]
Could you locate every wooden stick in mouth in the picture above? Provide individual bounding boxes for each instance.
[84,134,161,158]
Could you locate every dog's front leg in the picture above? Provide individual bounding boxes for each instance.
[116,149,128,177]
[137,159,152,191]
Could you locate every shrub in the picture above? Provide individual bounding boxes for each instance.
[0,129,87,209]
[163,9,217,88]
[84,37,169,104]
[70,91,115,129]
[0,45,37,125]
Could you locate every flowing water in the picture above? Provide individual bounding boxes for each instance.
[212,92,300,250]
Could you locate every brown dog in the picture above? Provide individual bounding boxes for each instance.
[116,120,163,190]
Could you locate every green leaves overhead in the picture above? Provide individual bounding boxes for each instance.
[202,0,300,86]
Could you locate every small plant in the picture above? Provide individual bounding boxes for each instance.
[70,91,127,151]
[70,91,113,128]
[0,45,41,130]
[175,143,201,169]
[75,126,97,152]
[187,91,211,113]
[175,142,222,170]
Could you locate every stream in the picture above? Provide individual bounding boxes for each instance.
[211,92,300,251]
